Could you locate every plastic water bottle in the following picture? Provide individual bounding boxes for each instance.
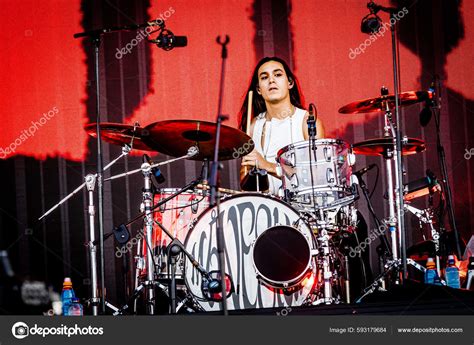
[68,298,83,316]
[61,277,75,316]
[424,257,441,285]
[445,255,461,289]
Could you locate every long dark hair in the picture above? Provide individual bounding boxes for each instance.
[238,56,304,132]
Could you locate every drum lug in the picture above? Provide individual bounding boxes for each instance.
[311,249,319,256]
[326,168,335,184]
[323,147,331,161]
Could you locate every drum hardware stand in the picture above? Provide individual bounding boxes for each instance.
[74,18,167,311]
[141,158,158,314]
[404,204,443,277]
[311,212,340,305]
[364,1,409,280]
[38,142,134,315]
[113,160,221,314]
[343,253,351,303]
[355,257,426,303]
[153,218,228,313]
[209,34,231,315]
[380,89,401,277]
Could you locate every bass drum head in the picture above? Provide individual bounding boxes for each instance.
[253,225,312,288]
[184,193,316,311]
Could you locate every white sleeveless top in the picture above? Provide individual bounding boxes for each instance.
[252,107,306,195]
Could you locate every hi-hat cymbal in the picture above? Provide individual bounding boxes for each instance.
[143,120,254,161]
[352,137,426,156]
[85,122,154,151]
[338,90,433,114]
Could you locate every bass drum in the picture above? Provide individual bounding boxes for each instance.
[184,193,316,311]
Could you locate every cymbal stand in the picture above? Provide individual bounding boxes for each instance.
[38,143,133,315]
[368,1,409,280]
[380,92,401,279]
[140,160,157,314]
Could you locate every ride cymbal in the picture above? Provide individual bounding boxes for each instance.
[143,120,254,161]
[84,122,154,151]
[338,90,433,114]
[352,137,426,156]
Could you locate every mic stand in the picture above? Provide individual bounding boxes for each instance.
[307,103,318,215]
[73,18,167,313]
[390,10,408,284]
[209,35,230,315]
[368,0,408,282]
[431,79,463,259]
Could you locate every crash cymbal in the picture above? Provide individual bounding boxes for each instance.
[352,137,425,156]
[143,120,254,161]
[84,122,154,151]
[338,90,433,114]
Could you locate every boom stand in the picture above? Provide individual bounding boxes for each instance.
[141,161,156,314]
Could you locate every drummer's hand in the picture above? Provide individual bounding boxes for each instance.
[241,150,270,171]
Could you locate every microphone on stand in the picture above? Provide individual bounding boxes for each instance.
[143,154,166,185]
[353,164,376,179]
[307,103,318,139]
[149,29,187,50]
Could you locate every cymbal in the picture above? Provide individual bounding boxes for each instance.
[84,122,154,151]
[143,120,254,161]
[338,90,433,114]
[352,137,426,156]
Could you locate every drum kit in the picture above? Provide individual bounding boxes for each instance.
[73,86,444,314]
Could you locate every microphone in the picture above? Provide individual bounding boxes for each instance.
[207,279,221,293]
[149,29,187,51]
[419,81,435,127]
[143,154,166,185]
[201,271,233,301]
[353,164,376,178]
[113,224,131,245]
[307,103,318,139]
[361,1,382,34]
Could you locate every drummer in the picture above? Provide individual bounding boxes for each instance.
[240,56,325,194]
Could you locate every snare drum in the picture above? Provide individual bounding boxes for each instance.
[277,139,355,211]
[184,193,317,311]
